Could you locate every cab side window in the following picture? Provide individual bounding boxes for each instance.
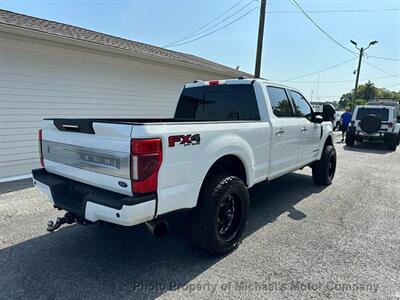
[290,91,313,120]
[266,86,294,118]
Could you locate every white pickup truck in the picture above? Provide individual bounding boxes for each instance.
[33,78,336,254]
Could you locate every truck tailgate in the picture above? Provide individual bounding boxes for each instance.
[41,119,133,196]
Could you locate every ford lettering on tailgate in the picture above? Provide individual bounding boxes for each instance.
[42,140,130,178]
[78,152,119,168]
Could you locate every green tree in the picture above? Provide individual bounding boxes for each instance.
[356,80,377,100]
[349,99,367,110]
[338,82,400,109]
[338,92,352,109]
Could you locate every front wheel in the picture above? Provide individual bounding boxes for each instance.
[312,145,336,185]
[189,174,249,255]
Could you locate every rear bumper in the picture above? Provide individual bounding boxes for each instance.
[32,168,156,226]
[356,132,398,140]
[348,126,398,141]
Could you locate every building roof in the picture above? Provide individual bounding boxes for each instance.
[0,9,249,77]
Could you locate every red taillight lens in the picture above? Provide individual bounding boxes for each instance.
[208,80,220,86]
[130,138,162,194]
[38,129,44,168]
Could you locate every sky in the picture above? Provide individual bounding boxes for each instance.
[1,0,399,102]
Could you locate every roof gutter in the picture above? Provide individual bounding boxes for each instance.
[0,23,251,78]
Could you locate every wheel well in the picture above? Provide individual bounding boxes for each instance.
[204,155,247,186]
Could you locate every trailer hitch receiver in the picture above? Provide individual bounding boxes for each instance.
[47,212,88,232]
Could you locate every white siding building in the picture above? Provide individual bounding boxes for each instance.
[0,10,248,181]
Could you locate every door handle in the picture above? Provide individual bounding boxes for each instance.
[301,127,308,132]
[276,129,285,136]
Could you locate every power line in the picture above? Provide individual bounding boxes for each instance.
[169,0,256,46]
[163,0,245,47]
[279,57,357,82]
[291,79,354,83]
[165,6,259,48]
[367,55,400,62]
[267,8,400,14]
[290,74,400,83]
[288,0,357,55]
[163,0,253,47]
[363,60,399,77]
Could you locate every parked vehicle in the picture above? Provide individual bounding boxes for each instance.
[32,78,336,254]
[346,104,400,151]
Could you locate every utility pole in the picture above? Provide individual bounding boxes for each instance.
[316,72,320,103]
[254,0,266,78]
[350,40,378,110]
[352,47,364,109]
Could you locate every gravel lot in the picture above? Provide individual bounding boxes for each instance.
[1,132,399,300]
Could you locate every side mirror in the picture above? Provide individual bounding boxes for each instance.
[322,104,336,121]
[312,114,324,124]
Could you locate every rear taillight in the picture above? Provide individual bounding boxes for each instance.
[130,138,162,194]
[38,129,44,168]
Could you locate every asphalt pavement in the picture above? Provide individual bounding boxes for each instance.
[0,132,399,299]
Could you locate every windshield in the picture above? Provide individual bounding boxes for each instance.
[356,107,390,120]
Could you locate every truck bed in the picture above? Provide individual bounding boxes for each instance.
[46,118,260,134]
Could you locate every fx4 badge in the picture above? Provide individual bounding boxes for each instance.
[168,134,201,147]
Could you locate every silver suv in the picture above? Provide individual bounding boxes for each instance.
[346,104,400,151]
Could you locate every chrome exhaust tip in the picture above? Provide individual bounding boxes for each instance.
[145,219,169,238]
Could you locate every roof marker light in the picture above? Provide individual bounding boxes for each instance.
[208,80,220,86]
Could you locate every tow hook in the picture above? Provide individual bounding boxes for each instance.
[47,212,88,232]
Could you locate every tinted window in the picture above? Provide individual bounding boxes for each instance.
[174,84,260,121]
[356,107,389,120]
[266,86,293,117]
[291,91,313,119]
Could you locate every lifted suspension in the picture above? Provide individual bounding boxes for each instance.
[47,212,90,232]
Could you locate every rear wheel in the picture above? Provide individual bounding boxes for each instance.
[386,138,397,151]
[312,145,336,186]
[189,174,249,255]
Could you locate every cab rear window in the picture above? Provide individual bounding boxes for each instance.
[356,108,389,120]
[175,84,260,121]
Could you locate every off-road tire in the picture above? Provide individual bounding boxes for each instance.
[189,174,249,255]
[386,138,397,151]
[312,145,336,186]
